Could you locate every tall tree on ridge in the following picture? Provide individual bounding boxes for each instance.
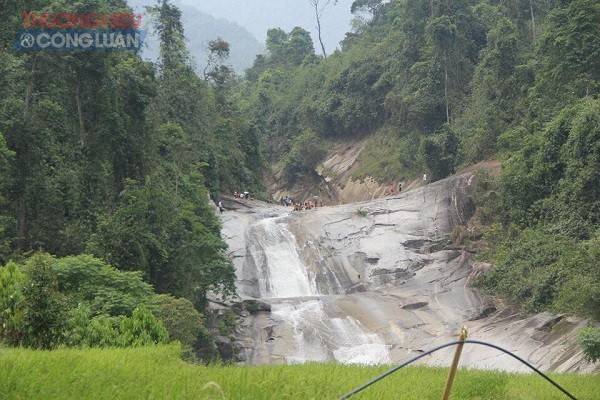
[147,0,190,75]
[308,0,332,58]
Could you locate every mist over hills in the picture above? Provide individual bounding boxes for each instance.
[129,0,264,73]
[129,0,356,73]
[179,0,355,55]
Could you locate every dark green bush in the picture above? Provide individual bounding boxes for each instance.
[478,229,600,319]
[578,328,600,363]
[0,253,173,349]
[282,130,327,183]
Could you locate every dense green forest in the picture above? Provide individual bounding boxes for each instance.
[0,0,262,357]
[0,0,599,362]
[238,0,598,183]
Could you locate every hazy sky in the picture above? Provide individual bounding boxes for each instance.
[179,0,356,53]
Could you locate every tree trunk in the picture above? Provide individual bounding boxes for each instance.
[314,3,327,58]
[20,57,36,250]
[529,0,536,43]
[444,54,450,124]
[75,80,86,147]
[17,195,27,250]
[24,56,37,119]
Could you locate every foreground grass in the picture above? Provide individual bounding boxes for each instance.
[0,345,598,399]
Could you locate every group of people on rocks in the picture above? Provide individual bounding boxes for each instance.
[281,195,293,207]
[220,175,430,216]
[233,191,251,199]
[220,177,425,216]
[280,195,320,212]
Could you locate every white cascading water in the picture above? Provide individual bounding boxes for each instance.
[272,301,390,365]
[250,215,390,365]
[249,217,317,298]
[330,317,391,364]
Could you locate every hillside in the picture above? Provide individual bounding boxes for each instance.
[239,0,598,201]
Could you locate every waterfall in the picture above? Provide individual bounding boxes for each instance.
[227,177,596,372]
[248,216,318,298]
[272,301,391,365]
[246,214,390,365]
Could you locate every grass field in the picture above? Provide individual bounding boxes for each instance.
[1,345,598,399]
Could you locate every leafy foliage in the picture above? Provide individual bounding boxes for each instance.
[88,172,235,305]
[283,130,327,184]
[239,0,598,195]
[0,253,179,350]
[0,1,247,316]
[478,229,599,317]
[578,327,600,363]
[477,101,600,321]
[151,294,207,351]
[118,305,169,347]
[499,99,600,235]
[53,254,155,316]
[420,124,458,181]
[19,254,67,349]
[0,262,25,345]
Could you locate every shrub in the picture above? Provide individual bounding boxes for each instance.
[356,208,369,217]
[21,254,68,349]
[216,309,237,337]
[283,130,327,183]
[1,254,175,350]
[478,229,600,319]
[86,315,122,347]
[66,305,169,349]
[578,328,600,363]
[0,262,25,345]
[65,306,121,348]
[119,305,169,347]
[420,124,458,182]
[152,294,206,350]
[54,254,155,316]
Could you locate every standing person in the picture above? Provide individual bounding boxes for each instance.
[398,182,402,193]
[423,173,428,183]
[218,200,224,213]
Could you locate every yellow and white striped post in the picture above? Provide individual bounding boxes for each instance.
[442,327,468,400]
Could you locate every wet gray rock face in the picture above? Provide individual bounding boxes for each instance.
[221,174,598,372]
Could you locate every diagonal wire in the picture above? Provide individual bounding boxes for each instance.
[340,339,579,400]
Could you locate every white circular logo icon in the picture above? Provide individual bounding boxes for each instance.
[20,33,35,48]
